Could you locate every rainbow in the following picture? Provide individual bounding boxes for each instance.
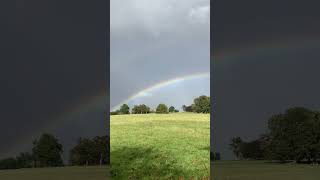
[9,72,210,154]
[213,37,320,61]
[111,72,210,111]
[8,36,320,157]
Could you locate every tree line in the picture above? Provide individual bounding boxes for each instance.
[230,107,320,163]
[111,103,179,115]
[0,133,110,170]
[111,95,210,115]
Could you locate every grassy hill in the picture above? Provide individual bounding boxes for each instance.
[110,113,210,179]
[212,161,320,180]
[0,166,109,180]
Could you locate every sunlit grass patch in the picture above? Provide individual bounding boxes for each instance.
[110,113,210,179]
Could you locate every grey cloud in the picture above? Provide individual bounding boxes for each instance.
[111,0,209,36]
[111,0,210,108]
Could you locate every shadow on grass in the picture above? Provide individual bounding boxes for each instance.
[264,160,295,164]
[200,146,211,151]
[264,160,320,165]
[110,147,188,179]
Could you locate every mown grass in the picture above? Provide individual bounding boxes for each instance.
[110,113,210,179]
[0,166,109,180]
[212,161,320,180]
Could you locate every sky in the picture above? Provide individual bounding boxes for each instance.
[0,1,108,160]
[212,0,320,159]
[0,0,210,161]
[111,0,210,110]
[4,0,320,164]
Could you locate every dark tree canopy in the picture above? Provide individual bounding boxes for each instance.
[230,107,320,163]
[156,104,168,114]
[32,133,64,167]
[70,136,109,166]
[265,107,320,163]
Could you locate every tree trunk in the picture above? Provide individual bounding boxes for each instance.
[100,153,103,166]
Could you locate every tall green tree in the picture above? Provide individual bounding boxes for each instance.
[119,104,130,114]
[193,95,210,113]
[169,106,175,113]
[32,133,63,167]
[156,104,168,114]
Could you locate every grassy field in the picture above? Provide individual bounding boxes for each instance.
[110,113,210,179]
[212,161,320,180]
[0,166,109,180]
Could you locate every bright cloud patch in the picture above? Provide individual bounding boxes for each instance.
[189,5,210,24]
[137,91,153,98]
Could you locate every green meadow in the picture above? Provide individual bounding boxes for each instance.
[0,166,109,180]
[110,113,210,179]
[212,161,320,180]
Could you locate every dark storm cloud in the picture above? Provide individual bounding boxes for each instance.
[212,0,320,159]
[0,1,108,158]
[212,0,320,54]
